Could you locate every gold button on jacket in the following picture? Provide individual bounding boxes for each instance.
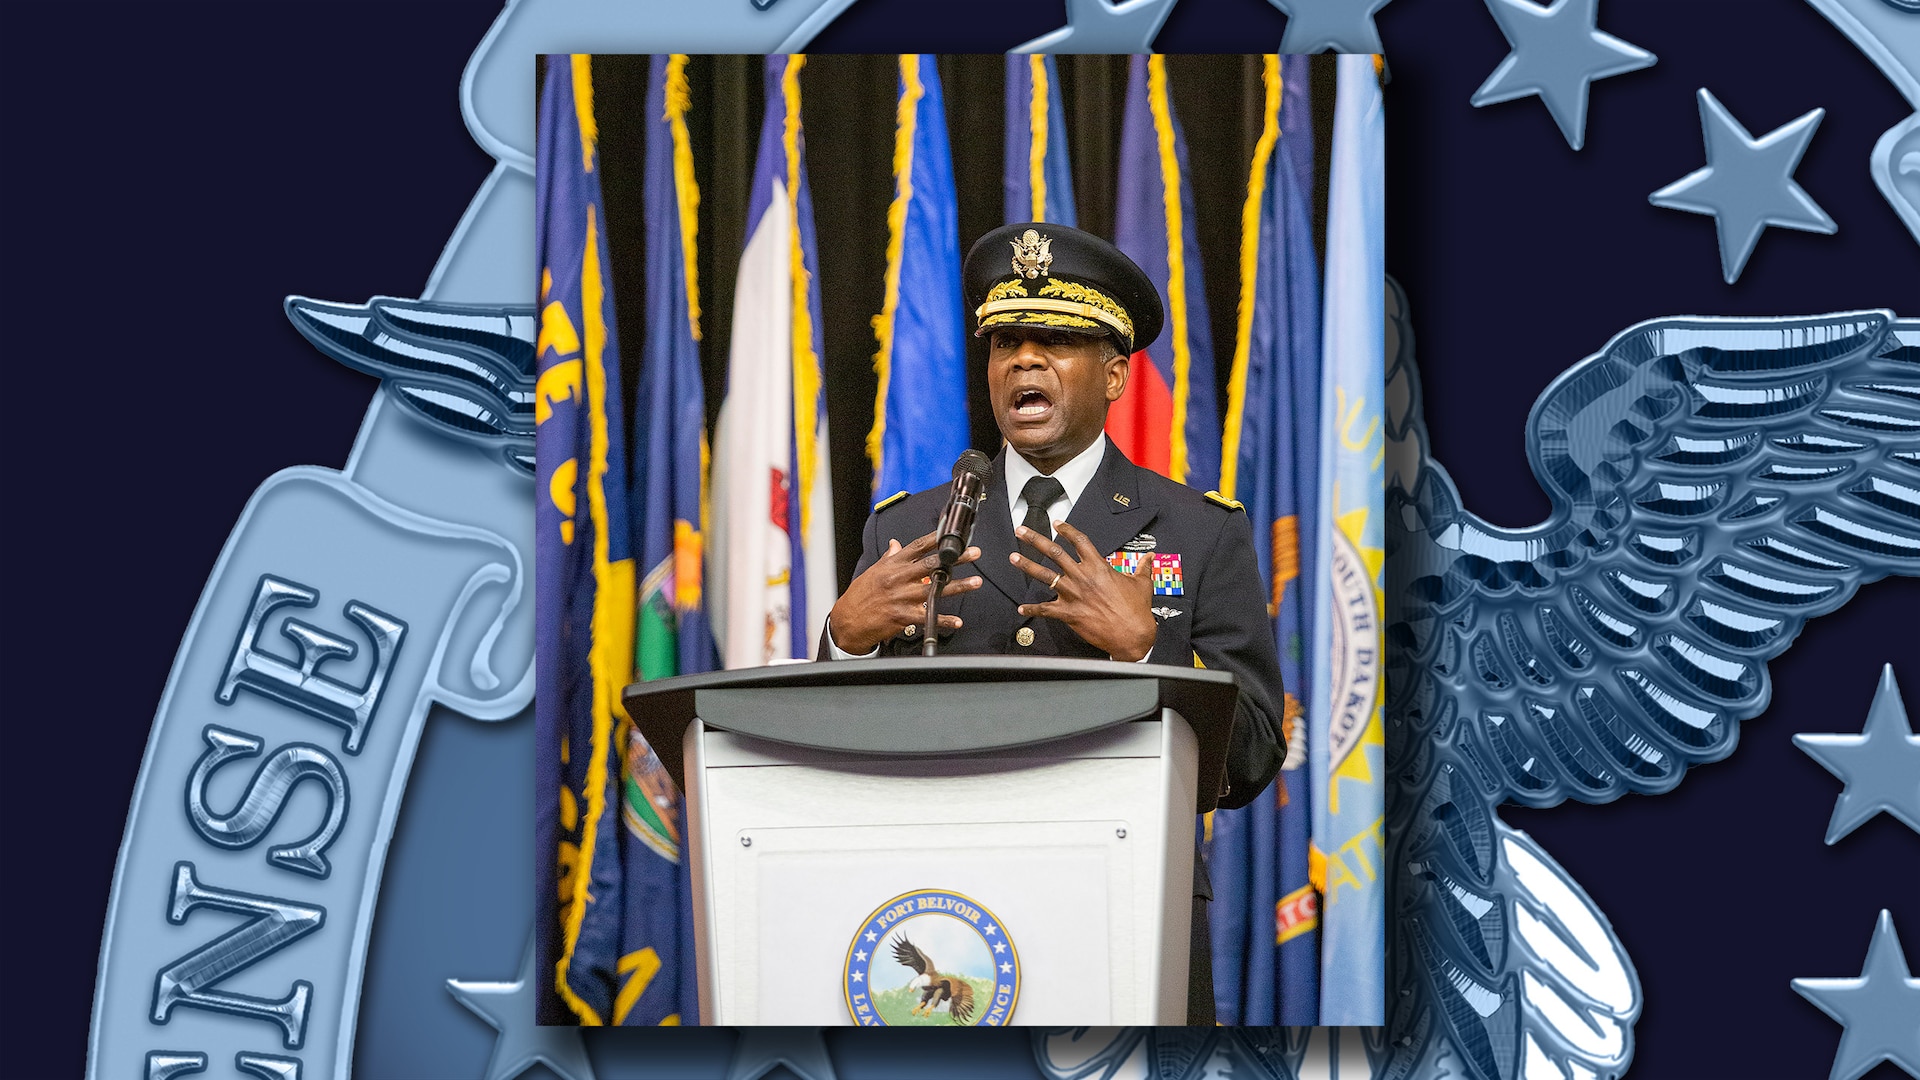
[1015,626,1035,647]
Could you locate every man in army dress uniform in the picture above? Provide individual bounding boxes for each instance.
[822,222,1286,1024]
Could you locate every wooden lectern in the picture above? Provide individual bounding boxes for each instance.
[625,657,1238,1027]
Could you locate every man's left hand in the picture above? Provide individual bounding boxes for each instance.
[1011,521,1157,662]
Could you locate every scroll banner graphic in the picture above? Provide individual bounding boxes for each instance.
[88,468,529,1078]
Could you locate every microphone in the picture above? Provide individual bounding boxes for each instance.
[923,449,990,657]
[935,450,992,569]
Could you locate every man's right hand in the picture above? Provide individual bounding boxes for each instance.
[827,530,983,654]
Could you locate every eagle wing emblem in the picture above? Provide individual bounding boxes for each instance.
[1379,279,1918,1080]
[286,295,537,476]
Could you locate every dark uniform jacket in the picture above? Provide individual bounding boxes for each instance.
[823,442,1286,1022]
[823,440,1288,856]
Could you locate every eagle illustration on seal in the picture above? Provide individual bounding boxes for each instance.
[891,936,976,1023]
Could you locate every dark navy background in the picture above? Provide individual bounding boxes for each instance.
[3,1,1914,1076]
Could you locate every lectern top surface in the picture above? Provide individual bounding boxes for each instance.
[622,658,1241,812]
[626,655,1234,694]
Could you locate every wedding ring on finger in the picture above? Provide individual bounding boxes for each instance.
[1048,573,1061,591]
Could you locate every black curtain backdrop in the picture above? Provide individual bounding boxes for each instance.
[580,54,1336,589]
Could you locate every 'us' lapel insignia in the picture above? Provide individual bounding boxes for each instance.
[1112,493,1131,507]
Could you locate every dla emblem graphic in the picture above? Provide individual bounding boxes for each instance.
[88,8,551,1071]
[843,889,1021,1027]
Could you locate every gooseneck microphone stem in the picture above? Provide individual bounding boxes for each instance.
[921,570,947,657]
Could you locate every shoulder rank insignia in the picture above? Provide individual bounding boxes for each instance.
[1203,490,1244,511]
[873,490,910,512]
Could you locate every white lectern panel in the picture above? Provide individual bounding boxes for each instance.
[748,824,1118,1024]
[686,716,1196,1026]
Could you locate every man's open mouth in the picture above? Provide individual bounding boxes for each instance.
[1012,388,1053,417]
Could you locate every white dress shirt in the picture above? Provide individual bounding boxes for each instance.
[1004,431,1108,539]
[828,435,1151,661]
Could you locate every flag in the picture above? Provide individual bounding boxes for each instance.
[868,55,969,498]
[534,54,639,1025]
[709,55,836,668]
[634,54,716,684]
[1108,54,1222,491]
[589,52,718,1028]
[1003,54,1077,226]
[1210,54,1323,1026]
[1310,52,1387,1027]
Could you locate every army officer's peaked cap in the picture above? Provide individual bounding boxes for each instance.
[964,222,1163,356]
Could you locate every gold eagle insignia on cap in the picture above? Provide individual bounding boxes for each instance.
[1009,229,1053,279]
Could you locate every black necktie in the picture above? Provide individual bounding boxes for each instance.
[1019,475,1067,548]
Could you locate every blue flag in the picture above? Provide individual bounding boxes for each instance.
[590,52,718,1028]
[534,54,640,1026]
[868,55,969,498]
[1212,54,1323,1026]
[1003,54,1077,226]
[635,56,717,685]
[1108,55,1222,491]
[1312,52,1387,1026]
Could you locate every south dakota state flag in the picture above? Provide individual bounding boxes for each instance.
[1210,54,1323,1027]
[868,55,969,498]
[1109,54,1222,491]
[534,54,639,1025]
[1003,54,1077,226]
[1311,53,1387,1026]
[710,55,836,667]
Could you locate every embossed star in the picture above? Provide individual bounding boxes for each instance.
[1794,664,1920,843]
[1265,0,1391,54]
[1015,0,1179,52]
[1470,0,1655,150]
[1792,910,1920,1080]
[1649,89,1836,284]
[446,940,596,1080]
[726,1028,837,1080]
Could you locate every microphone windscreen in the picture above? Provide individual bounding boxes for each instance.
[953,449,991,482]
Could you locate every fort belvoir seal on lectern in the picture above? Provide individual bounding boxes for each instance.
[842,889,1021,1026]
